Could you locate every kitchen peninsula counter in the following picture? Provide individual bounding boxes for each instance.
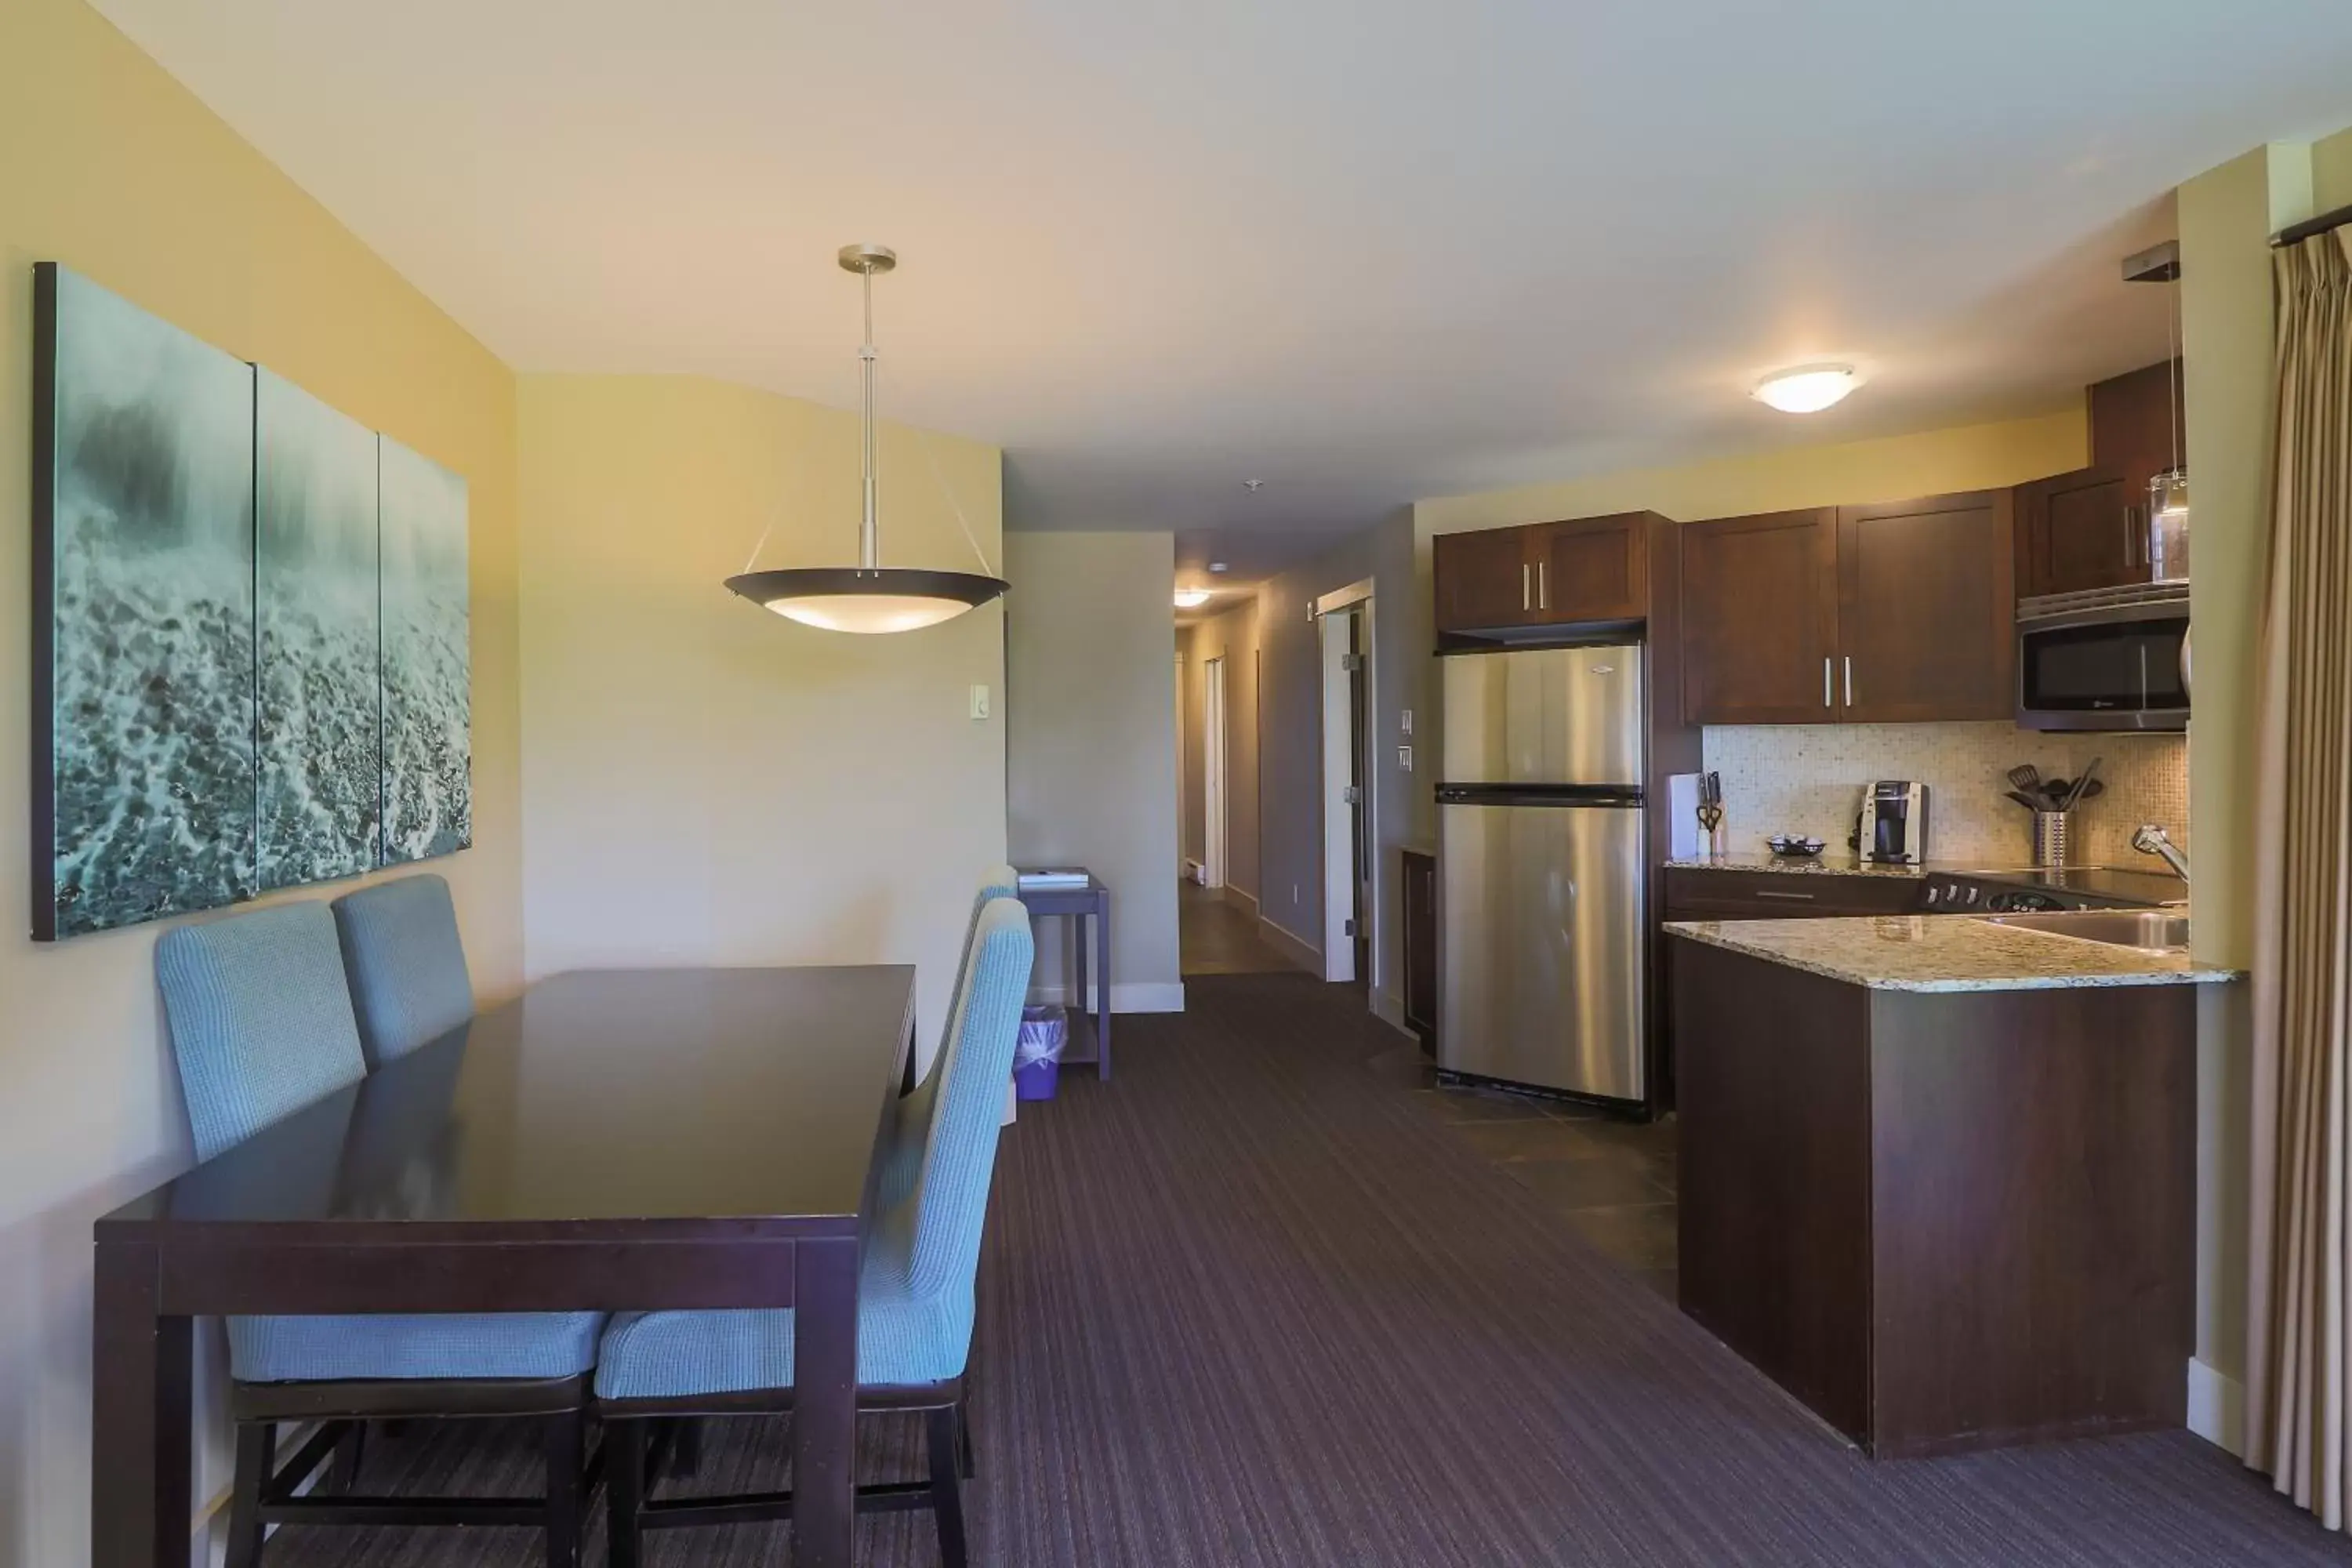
[1666,917,2233,1458]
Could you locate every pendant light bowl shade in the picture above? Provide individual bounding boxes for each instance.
[725,567,1009,633]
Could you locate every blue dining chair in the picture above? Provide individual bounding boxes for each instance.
[880,862,1019,1209]
[593,896,1036,1568]
[156,902,603,1568]
[331,873,474,1069]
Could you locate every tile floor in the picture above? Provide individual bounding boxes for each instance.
[1368,1039,1679,1299]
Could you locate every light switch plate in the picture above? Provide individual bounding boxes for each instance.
[969,684,991,720]
[1400,709,1414,736]
[1398,745,1414,771]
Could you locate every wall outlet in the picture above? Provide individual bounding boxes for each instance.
[969,684,991,720]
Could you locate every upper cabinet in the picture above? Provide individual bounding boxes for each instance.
[1433,512,1653,633]
[1837,492,2013,723]
[2015,360,2186,601]
[1678,510,1839,724]
[1680,492,2013,726]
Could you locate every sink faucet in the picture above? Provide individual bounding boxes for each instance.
[2132,824,2190,884]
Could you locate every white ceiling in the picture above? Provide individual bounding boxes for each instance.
[93,0,2352,576]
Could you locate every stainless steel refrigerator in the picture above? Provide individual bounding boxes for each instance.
[1437,644,1646,1103]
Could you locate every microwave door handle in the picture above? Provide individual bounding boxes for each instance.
[2180,625,2193,697]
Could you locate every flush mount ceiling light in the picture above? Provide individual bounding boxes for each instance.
[1174,587,1213,608]
[1752,363,1862,415]
[724,245,1008,633]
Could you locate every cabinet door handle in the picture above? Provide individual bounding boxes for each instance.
[1522,563,1531,611]
[1537,560,1548,611]
[1823,655,1833,708]
[1755,889,1818,902]
[1844,655,1854,707]
[2125,505,2143,568]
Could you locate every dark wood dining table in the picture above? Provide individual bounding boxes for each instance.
[92,964,918,1568]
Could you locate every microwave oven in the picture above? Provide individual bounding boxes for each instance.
[2016,583,2190,732]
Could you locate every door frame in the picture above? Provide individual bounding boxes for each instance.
[1315,580,1377,988]
[1203,654,1228,889]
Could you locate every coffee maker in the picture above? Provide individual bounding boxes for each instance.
[1853,781,1929,865]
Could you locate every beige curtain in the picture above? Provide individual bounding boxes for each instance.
[2249,227,2352,1526]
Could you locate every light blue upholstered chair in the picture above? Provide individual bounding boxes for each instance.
[879,862,1019,1209]
[594,896,1036,1568]
[331,873,474,1069]
[156,902,602,1568]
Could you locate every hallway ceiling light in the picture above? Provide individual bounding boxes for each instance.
[1752,363,1861,414]
[1174,586,1213,608]
[724,245,1009,633]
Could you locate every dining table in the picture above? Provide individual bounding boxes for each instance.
[92,964,919,1568]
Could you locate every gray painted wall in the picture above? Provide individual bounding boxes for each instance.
[1005,530,1183,1009]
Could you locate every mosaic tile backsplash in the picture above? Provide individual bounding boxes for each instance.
[1700,723,2189,868]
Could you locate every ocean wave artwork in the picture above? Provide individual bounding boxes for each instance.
[258,368,381,890]
[380,437,471,863]
[34,265,474,940]
[37,267,256,938]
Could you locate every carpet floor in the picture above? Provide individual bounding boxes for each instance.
[268,971,2347,1566]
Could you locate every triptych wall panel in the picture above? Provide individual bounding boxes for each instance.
[32,264,470,939]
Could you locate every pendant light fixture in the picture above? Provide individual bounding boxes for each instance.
[725,244,1008,633]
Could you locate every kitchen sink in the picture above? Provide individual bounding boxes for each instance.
[1976,909,2190,953]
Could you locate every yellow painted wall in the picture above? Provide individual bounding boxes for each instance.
[516,374,1007,1059]
[1417,410,2086,536]
[0,0,524,1558]
[2315,125,2352,210]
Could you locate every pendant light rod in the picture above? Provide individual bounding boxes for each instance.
[842,243,896,572]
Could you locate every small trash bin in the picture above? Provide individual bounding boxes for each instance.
[1014,1004,1067,1102]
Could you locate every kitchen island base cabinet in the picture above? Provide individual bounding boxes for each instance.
[1674,940,2194,1458]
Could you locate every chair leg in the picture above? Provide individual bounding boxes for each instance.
[926,1404,969,1568]
[956,1396,976,1480]
[672,1413,704,1477]
[328,1419,366,1492]
[544,1407,585,1568]
[226,1421,271,1568]
[606,1417,646,1568]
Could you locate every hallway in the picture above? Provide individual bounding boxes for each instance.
[1177,878,1298,976]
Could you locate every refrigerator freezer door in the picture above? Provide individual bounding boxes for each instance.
[1438,800,1647,1101]
[1440,645,1645,787]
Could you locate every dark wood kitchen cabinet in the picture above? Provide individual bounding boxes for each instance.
[1679,493,2013,725]
[2014,361,2187,601]
[1837,491,2013,723]
[1677,509,1838,724]
[2016,466,2138,599]
[1432,513,1654,633]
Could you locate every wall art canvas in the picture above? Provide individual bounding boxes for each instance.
[379,435,471,863]
[256,368,382,890]
[34,265,256,939]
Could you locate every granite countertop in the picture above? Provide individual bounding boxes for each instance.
[1661,853,2027,881]
[1664,914,2242,993]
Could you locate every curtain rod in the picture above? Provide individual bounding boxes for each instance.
[2274,201,2352,249]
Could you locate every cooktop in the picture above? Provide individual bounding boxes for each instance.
[1924,865,2186,912]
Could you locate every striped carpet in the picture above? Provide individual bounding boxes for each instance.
[269,971,2346,1566]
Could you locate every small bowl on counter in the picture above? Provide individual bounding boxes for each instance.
[1765,835,1827,859]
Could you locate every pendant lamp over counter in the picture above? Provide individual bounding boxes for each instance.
[725,244,1008,633]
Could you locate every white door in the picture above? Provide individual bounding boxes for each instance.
[1203,655,1228,889]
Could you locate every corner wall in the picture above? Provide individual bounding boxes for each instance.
[516,373,1007,1063]
[1004,531,1182,1011]
[0,0,525,1559]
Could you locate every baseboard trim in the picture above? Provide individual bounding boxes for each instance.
[1258,916,1321,975]
[2188,1358,2246,1456]
[1027,981,1186,1014]
[1221,884,1260,919]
